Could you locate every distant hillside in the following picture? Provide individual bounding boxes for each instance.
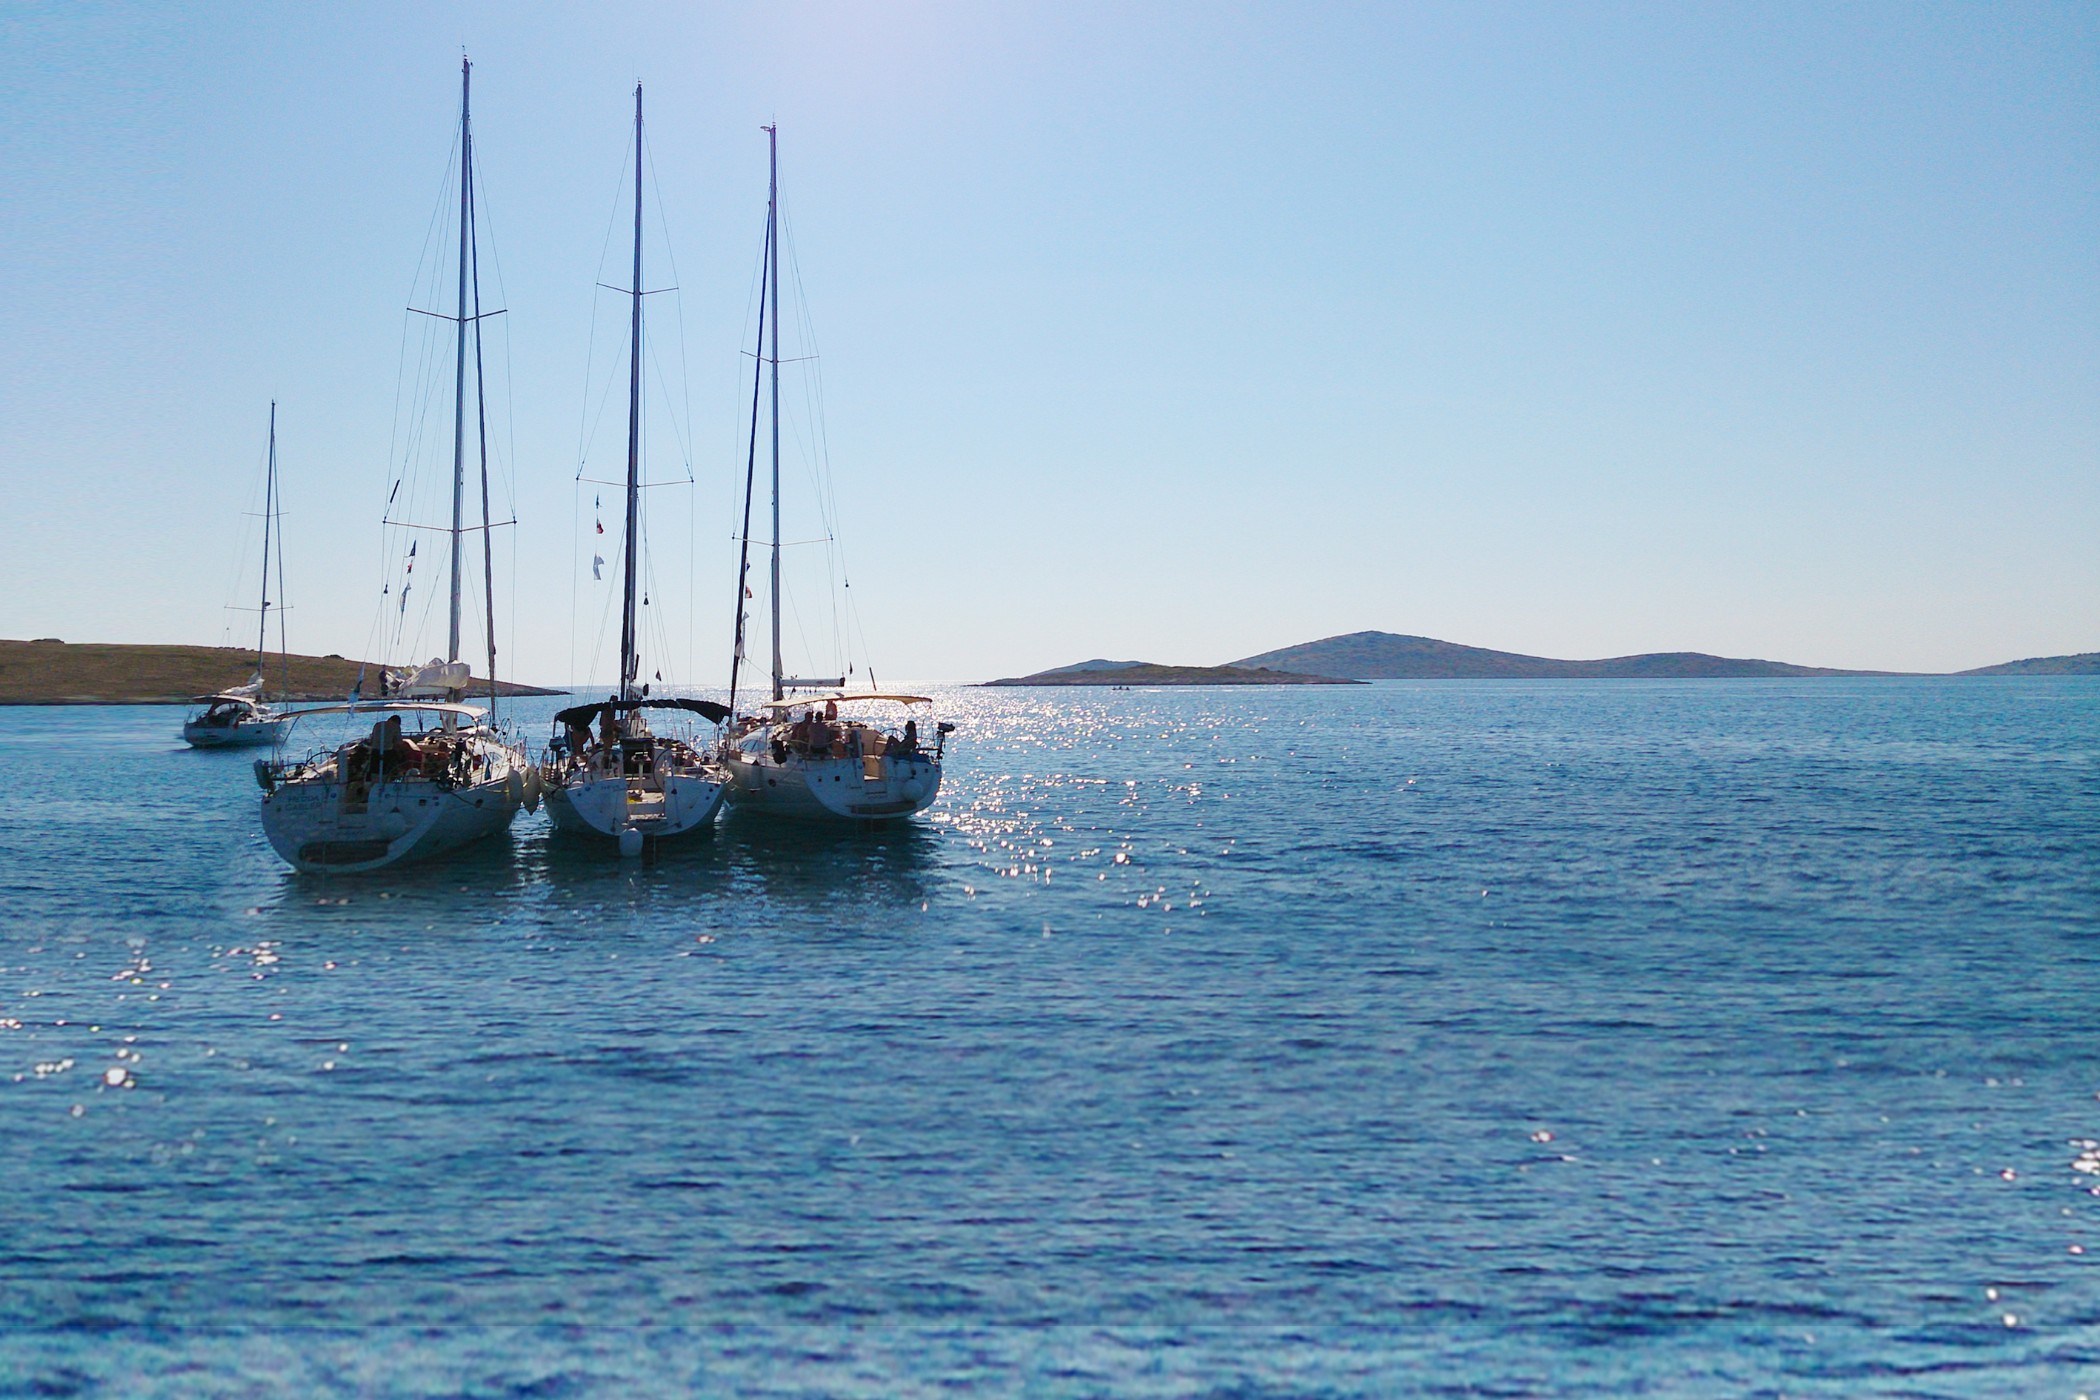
[0,640,563,704]
[1958,652,2100,676]
[986,661,1360,687]
[1036,659,1149,676]
[1232,631,1892,679]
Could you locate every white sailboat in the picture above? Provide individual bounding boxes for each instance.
[540,83,730,858]
[183,402,292,749]
[257,58,529,875]
[723,692,946,821]
[717,127,952,823]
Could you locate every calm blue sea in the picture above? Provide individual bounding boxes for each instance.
[1,680,2095,1397]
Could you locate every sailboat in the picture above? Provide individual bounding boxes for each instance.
[256,58,530,874]
[539,83,731,859]
[717,126,952,823]
[184,402,293,749]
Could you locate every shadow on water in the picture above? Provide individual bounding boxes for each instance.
[256,824,537,941]
[714,810,947,911]
[242,809,952,946]
[504,809,950,927]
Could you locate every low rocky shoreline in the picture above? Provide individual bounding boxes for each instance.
[0,639,563,705]
[985,662,1360,687]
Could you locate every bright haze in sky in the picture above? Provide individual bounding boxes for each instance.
[3,2,2093,684]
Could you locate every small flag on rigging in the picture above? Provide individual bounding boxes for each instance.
[592,554,605,580]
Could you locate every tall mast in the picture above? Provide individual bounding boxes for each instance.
[767,125,783,704]
[447,56,471,667]
[257,401,276,676]
[619,82,645,704]
[724,182,771,718]
[469,120,498,717]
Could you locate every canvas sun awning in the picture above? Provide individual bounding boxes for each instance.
[552,697,733,730]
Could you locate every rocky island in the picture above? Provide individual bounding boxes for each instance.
[1958,652,2100,676]
[1231,631,1901,679]
[0,639,563,704]
[986,634,2100,686]
[985,659,1360,687]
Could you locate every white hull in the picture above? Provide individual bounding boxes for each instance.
[184,716,291,749]
[543,770,727,843]
[259,724,526,874]
[262,774,519,872]
[722,741,940,823]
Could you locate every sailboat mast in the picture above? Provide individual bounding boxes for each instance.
[258,401,275,675]
[447,56,471,667]
[619,83,645,705]
[767,125,783,704]
[469,126,498,716]
[725,198,771,718]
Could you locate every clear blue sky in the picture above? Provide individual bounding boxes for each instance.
[4,1,2094,682]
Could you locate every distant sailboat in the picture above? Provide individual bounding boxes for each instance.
[539,83,731,858]
[183,403,293,749]
[257,58,530,874]
[717,127,952,822]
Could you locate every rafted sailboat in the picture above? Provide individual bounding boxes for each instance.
[716,127,952,824]
[257,700,528,873]
[723,694,949,821]
[257,58,528,873]
[539,83,729,857]
[542,697,730,858]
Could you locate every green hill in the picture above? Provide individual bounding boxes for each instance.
[985,661,1359,687]
[0,639,562,704]
[1232,631,1892,679]
[1958,652,2100,676]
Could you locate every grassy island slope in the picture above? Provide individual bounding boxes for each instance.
[1958,652,2100,676]
[0,640,562,705]
[1233,631,1900,679]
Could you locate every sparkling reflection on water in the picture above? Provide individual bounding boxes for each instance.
[0,680,2097,1395]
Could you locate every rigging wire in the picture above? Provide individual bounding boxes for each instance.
[567,476,579,692]
[724,205,771,715]
[644,134,698,485]
[213,429,273,652]
[641,133,706,687]
[471,133,523,704]
[778,199,868,683]
[467,111,500,716]
[570,130,638,695]
[271,416,291,690]
[374,132,468,676]
[574,141,631,479]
